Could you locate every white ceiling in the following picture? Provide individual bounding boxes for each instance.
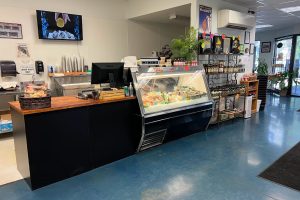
[223,0,300,32]
[130,4,191,26]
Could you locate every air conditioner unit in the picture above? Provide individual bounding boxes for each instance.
[218,9,255,30]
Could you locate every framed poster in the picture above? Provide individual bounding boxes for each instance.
[199,5,212,34]
[231,37,240,54]
[244,31,250,44]
[244,44,250,55]
[198,34,212,54]
[223,37,231,54]
[0,22,23,39]
[213,36,223,54]
[261,42,271,53]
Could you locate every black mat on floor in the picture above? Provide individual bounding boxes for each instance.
[259,142,300,191]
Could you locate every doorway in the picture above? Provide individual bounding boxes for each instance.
[272,35,300,96]
[292,36,300,96]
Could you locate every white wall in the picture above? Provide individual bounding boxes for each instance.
[0,0,128,83]
[256,24,300,72]
[128,21,187,57]
[0,0,256,85]
[126,0,192,19]
[126,0,199,28]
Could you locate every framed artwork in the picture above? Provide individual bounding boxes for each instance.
[199,5,212,34]
[213,36,223,54]
[230,37,240,54]
[223,37,231,54]
[261,42,271,53]
[0,22,23,39]
[198,34,212,54]
[244,44,250,55]
[250,43,255,55]
[244,31,250,44]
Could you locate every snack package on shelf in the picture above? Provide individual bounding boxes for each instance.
[241,73,257,82]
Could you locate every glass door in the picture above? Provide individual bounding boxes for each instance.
[292,36,300,96]
[272,38,293,91]
[254,41,261,71]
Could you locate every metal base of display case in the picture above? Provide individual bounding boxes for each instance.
[137,103,213,152]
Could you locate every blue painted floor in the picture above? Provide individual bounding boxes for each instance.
[1,95,300,200]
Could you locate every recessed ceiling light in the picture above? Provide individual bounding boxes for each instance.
[280,1,298,4]
[280,6,300,13]
[256,24,273,29]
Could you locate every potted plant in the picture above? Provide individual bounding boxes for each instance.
[170,27,204,64]
[276,71,295,96]
[255,59,269,110]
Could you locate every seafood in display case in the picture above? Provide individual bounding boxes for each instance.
[132,66,213,115]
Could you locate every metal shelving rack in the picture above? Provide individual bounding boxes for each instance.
[199,54,246,125]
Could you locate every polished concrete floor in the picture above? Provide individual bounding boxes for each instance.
[1,95,300,200]
[0,136,22,186]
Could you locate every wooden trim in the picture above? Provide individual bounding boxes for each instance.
[48,72,88,77]
[9,96,136,115]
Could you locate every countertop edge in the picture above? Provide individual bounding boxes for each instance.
[9,96,136,115]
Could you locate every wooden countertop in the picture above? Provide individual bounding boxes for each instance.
[9,96,136,115]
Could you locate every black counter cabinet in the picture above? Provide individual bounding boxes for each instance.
[11,97,140,190]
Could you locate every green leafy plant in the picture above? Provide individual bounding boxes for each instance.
[256,59,268,76]
[170,27,204,61]
[273,71,295,90]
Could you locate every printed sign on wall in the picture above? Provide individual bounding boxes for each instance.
[0,22,23,39]
[199,5,212,35]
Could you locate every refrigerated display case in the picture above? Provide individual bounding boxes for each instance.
[132,66,213,151]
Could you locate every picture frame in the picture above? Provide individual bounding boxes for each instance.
[199,5,212,34]
[0,22,23,39]
[198,34,212,54]
[250,43,255,55]
[230,37,240,54]
[261,42,271,53]
[244,31,250,44]
[244,44,250,55]
[223,37,232,54]
[213,36,224,54]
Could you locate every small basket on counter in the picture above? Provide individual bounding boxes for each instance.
[19,82,51,110]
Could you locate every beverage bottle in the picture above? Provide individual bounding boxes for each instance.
[129,82,134,97]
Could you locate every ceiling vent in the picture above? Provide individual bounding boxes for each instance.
[218,9,255,30]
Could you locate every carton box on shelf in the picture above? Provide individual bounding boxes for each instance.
[0,119,13,134]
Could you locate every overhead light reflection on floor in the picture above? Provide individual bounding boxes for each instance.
[247,152,261,166]
[141,175,193,200]
[167,175,193,198]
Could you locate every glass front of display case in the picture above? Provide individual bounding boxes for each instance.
[132,66,212,116]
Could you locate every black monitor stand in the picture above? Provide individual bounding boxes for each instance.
[109,73,116,88]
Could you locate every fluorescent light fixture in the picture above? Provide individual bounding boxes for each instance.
[280,1,299,5]
[256,24,273,29]
[280,6,300,13]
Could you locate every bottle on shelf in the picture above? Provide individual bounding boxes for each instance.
[129,82,134,97]
[124,86,129,97]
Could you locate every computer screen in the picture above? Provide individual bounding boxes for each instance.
[91,62,124,87]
